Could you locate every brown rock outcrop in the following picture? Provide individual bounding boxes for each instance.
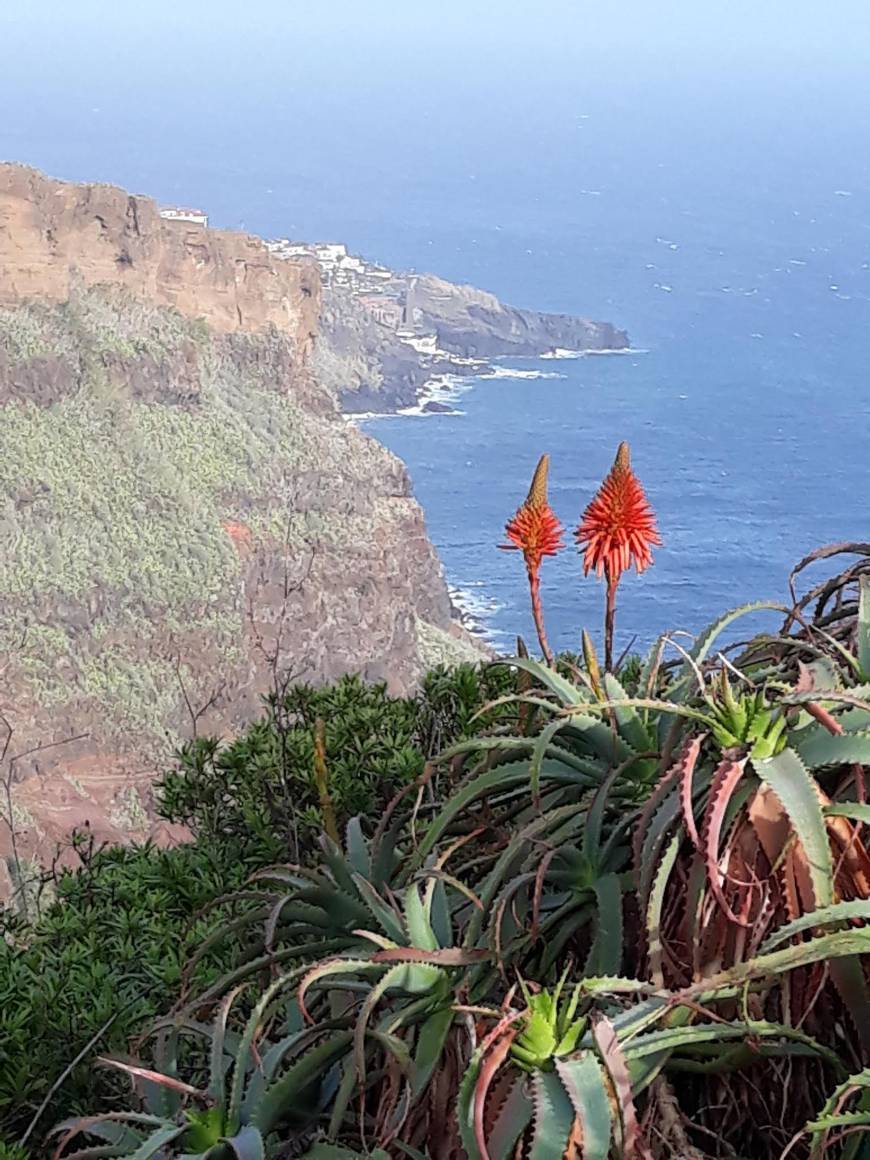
[0,163,319,354]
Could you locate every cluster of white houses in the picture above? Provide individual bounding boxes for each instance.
[158,206,209,227]
[266,240,431,343]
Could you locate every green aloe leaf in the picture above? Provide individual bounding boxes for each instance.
[753,747,833,907]
[685,601,784,672]
[555,1053,613,1160]
[825,802,870,824]
[585,874,623,977]
[603,673,655,751]
[496,656,589,706]
[346,816,371,877]
[528,1070,575,1160]
[126,1126,188,1159]
[412,1005,455,1096]
[792,726,870,769]
[760,900,870,953]
[219,1125,266,1160]
[404,882,438,951]
[859,576,870,678]
[251,1032,353,1135]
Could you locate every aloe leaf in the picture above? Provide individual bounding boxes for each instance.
[415,760,595,864]
[555,1053,613,1160]
[591,1015,645,1157]
[528,1070,575,1160]
[693,929,870,999]
[486,1075,533,1160]
[646,830,682,987]
[125,1126,187,1159]
[220,1125,266,1160]
[404,882,438,951]
[825,802,870,824]
[859,576,870,678]
[702,755,751,926]
[621,1020,843,1071]
[241,1030,311,1119]
[584,755,641,860]
[209,987,244,1103]
[585,873,623,977]
[351,874,405,943]
[456,1045,484,1160]
[686,601,784,671]
[639,781,682,908]
[411,1004,455,1096]
[529,717,568,803]
[345,816,371,877]
[495,656,589,706]
[317,834,357,895]
[809,1110,870,1130]
[794,726,870,769]
[638,633,667,699]
[250,1032,353,1135]
[754,747,833,907]
[760,899,870,953]
[604,673,655,751]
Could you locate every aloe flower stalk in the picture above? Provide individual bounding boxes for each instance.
[576,442,661,671]
[500,454,564,666]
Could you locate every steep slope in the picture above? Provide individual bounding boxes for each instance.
[0,166,479,896]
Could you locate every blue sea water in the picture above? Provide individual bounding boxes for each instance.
[2,3,869,658]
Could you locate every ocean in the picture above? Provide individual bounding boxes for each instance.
[2,4,869,659]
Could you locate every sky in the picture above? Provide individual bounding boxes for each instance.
[2,1,869,285]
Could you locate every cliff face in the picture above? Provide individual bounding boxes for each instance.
[0,164,320,352]
[0,166,480,898]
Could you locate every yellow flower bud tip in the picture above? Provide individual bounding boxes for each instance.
[614,441,631,472]
[526,454,551,509]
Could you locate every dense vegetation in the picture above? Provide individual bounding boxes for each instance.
[0,666,512,1150]
[1,449,869,1159]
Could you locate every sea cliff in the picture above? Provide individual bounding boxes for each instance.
[0,165,482,893]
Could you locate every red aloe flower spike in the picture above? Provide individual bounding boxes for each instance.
[575,441,661,671]
[500,454,564,667]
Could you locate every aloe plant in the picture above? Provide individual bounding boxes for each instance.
[51,545,870,1158]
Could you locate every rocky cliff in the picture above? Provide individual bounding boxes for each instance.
[0,164,320,348]
[0,165,480,898]
[406,273,628,359]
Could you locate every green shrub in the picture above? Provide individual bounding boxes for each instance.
[157,665,514,852]
[0,662,512,1151]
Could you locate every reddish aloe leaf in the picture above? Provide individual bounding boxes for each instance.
[95,1058,203,1097]
[473,1028,517,1160]
[591,1016,650,1160]
[701,755,751,927]
[632,757,680,875]
[678,735,704,851]
[372,947,490,966]
[530,847,558,944]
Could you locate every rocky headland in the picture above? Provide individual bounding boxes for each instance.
[271,239,630,413]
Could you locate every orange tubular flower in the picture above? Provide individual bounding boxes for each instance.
[575,442,661,670]
[500,454,564,665]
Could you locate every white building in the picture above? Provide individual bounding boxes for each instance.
[159,206,209,227]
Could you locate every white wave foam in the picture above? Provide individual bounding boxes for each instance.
[448,584,509,646]
[479,367,566,380]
